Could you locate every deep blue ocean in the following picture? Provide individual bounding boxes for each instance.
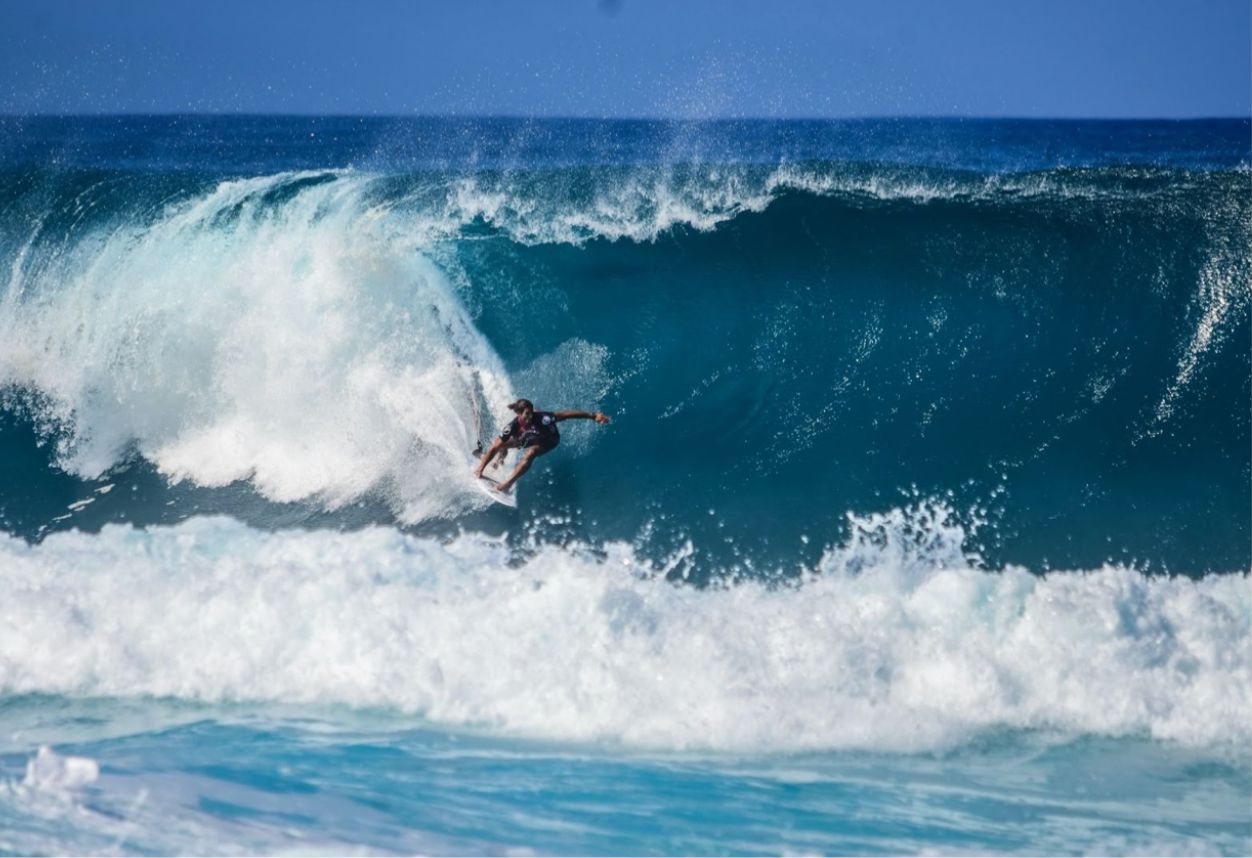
[0,116,1249,855]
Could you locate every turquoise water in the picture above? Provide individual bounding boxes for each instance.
[0,117,1248,854]
[2,697,1249,856]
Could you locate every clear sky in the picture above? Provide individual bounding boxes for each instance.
[1,0,1248,118]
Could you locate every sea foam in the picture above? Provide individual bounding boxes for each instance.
[1,507,1245,754]
[0,172,513,520]
[22,747,98,793]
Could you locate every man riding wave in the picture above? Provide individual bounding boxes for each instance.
[473,398,611,494]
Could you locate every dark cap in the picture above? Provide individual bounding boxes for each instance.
[507,398,533,413]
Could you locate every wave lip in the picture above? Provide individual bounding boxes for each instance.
[1,509,1246,754]
[381,161,1250,247]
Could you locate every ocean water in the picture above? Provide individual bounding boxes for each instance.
[0,116,1248,855]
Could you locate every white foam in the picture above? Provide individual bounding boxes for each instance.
[390,163,1187,250]
[431,168,778,245]
[22,746,99,792]
[513,339,614,454]
[1150,186,1251,430]
[0,171,514,520]
[0,508,1245,754]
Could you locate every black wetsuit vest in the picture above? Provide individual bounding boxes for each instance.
[500,411,560,449]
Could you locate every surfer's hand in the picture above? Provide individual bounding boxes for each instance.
[594,412,610,424]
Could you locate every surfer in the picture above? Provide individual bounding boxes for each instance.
[473,398,610,494]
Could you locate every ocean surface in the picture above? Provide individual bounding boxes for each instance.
[0,116,1248,855]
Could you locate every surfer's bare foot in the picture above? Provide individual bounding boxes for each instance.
[473,467,484,479]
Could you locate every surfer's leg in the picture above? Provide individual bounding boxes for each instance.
[496,445,547,493]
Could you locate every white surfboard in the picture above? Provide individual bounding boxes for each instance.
[474,472,517,508]
[470,448,517,507]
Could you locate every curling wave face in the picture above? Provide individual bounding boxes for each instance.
[0,118,1248,574]
[0,171,518,521]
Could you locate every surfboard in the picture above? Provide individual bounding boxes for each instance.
[470,447,517,507]
[466,377,516,507]
[474,473,517,508]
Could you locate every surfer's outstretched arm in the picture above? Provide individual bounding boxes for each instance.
[553,410,611,424]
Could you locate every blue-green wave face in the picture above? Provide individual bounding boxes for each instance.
[0,118,1248,575]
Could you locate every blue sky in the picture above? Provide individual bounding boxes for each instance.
[1,0,1248,117]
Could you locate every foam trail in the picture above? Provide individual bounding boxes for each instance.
[1151,189,1252,429]
[0,508,1246,754]
[0,171,512,519]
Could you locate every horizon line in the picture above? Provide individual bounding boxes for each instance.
[2,111,1249,123]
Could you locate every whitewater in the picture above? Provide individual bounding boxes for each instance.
[0,116,1248,854]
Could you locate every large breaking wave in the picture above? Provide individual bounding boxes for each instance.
[0,157,1247,571]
